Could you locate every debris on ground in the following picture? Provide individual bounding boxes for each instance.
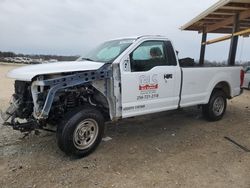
[102,136,112,142]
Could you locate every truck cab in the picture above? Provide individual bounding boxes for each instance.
[118,37,182,118]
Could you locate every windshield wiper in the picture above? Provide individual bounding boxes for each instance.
[81,57,94,61]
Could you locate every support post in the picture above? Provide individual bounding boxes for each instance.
[228,13,239,66]
[199,32,207,65]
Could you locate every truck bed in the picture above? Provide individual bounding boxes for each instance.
[180,66,242,107]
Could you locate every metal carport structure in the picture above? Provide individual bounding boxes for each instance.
[181,0,250,65]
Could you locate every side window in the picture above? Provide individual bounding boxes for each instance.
[130,41,168,72]
[165,41,177,66]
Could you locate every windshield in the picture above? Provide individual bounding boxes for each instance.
[78,39,135,63]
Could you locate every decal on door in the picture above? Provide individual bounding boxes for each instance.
[139,74,158,90]
[123,105,146,111]
[137,74,159,101]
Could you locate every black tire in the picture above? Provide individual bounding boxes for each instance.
[248,82,250,90]
[202,90,227,121]
[56,106,105,157]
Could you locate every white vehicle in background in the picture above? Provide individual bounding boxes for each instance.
[13,57,25,63]
[243,69,250,89]
[0,35,244,157]
[48,59,58,63]
[4,57,15,62]
[22,57,33,64]
[4,57,13,62]
[3,57,32,63]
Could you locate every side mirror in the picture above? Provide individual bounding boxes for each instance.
[123,57,131,72]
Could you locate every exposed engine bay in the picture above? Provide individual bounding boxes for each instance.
[0,65,112,133]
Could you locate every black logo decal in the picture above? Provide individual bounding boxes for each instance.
[164,74,173,79]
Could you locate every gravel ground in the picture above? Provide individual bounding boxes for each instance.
[0,64,250,188]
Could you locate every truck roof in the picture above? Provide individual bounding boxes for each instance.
[109,35,169,42]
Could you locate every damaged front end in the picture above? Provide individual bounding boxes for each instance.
[0,64,112,133]
[0,81,39,132]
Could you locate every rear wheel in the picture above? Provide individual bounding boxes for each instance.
[56,106,105,157]
[248,82,250,90]
[202,90,227,121]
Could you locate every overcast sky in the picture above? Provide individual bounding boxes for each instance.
[0,0,249,62]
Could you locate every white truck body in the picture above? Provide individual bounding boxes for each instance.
[7,61,103,81]
[1,35,244,157]
[121,66,241,118]
[116,36,242,118]
[6,36,243,120]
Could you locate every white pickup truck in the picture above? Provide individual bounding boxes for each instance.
[1,36,244,157]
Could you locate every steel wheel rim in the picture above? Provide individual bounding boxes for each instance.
[73,119,99,150]
[212,96,225,116]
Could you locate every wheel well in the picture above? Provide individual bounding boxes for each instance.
[214,81,231,99]
[92,90,111,121]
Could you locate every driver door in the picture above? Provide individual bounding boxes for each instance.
[120,40,181,118]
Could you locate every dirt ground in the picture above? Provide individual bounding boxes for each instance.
[0,63,249,188]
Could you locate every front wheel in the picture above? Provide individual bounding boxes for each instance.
[56,106,105,157]
[202,90,227,121]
